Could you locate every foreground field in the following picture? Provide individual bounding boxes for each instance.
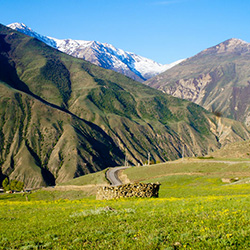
[1,193,250,249]
[1,158,250,249]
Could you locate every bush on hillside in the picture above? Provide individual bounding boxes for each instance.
[2,178,24,192]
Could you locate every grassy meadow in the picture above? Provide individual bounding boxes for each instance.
[1,158,250,249]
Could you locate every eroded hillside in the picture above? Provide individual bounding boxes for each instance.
[0,25,249,187]
[146,39,250,126]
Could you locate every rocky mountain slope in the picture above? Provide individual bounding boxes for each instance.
[209,139,250,159]
[0,24,249,188]
[7,22,183,82]
[146,38,250,126]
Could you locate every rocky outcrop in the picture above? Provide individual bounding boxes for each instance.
[96,183,160,200]
[221,178,239,183]
[163,73,212,104]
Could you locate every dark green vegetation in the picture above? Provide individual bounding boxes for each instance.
[146,39,250,125]
[0,24,249,188]
[2,177,24,191]
[2,158,250,249]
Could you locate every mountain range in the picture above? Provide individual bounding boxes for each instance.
[0,24,249,188]
[146,38,250,126]
[7,22,183,82]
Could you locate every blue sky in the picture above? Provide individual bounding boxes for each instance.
[1,0,250,64]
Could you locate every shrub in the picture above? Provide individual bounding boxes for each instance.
[2,178,24,192]
[2,177,9,191]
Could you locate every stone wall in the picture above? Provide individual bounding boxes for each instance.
[96,183,160,200]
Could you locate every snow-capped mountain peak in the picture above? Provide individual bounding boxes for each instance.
[7,22,184,82]
[7,22,57,48]
[8,22,27,30]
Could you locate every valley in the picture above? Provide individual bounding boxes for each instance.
[1,23,250,249]
[1,23,249,188]
[2,1,250,249]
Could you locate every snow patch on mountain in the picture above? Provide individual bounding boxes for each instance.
[7,22,184,81]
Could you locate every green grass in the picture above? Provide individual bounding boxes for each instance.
[124,159,250,182]
[1,192,250,249]
[2,159,250,249]
[58,169,109,186]
[125,159,250,198]
[0,189,94,202]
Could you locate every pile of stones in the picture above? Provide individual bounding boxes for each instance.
[221,177,239,183]
[96,182,160,200]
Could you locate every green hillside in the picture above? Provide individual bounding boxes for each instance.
[0,24,250,187]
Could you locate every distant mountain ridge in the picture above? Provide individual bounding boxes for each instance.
[7,22,183,82]
[146,38,250,125]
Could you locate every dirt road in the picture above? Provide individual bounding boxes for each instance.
[106,167,130,186]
